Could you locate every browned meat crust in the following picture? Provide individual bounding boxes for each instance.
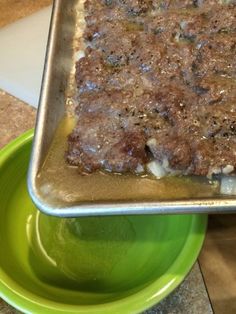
[67,0,236,176]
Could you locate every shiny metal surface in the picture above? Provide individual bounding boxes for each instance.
[27,0,236,217]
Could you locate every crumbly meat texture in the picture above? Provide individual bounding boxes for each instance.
[67,0,236,176]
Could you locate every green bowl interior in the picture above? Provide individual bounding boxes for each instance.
[0,131,207,314]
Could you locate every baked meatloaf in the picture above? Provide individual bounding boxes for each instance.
[67,0,236,177]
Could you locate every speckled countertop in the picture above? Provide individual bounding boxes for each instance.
[0,90,35,149]
[0,89,213,314]
[0,0,51,28]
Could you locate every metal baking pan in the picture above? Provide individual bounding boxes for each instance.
[27,0,236,217]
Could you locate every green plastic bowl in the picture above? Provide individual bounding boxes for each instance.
[0,130,207,314]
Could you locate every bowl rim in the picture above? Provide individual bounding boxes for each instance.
[0,130,207,314]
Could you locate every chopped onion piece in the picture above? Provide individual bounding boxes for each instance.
[147,161,167,179]
[180,21,187,30]
[76,50,85,61]
[162,157,169,170]
[220,176,236,195]
[175,32,181,42]
[212,168,221,175]
[146,138,157,148]
[222,165,234,175]
[136,164,144,174]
